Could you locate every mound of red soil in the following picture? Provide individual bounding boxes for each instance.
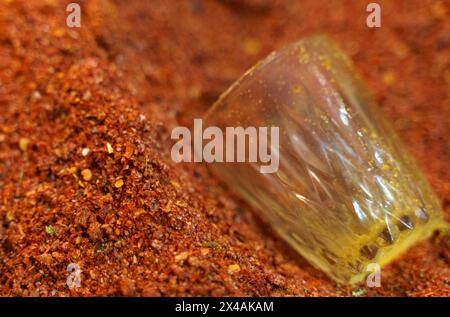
[0,0,448,296]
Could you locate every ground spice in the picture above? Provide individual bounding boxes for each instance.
[81,169,92,181]
[0,0,448,296]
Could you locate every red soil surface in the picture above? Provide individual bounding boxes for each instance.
[0,0,449,296]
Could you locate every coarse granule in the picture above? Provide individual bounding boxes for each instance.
[0,0,448,296]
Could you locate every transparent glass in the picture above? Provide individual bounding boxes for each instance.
[203,35,446,284]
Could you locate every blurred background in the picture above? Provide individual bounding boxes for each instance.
[0,0,448,296]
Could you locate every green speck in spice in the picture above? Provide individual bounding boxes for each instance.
[45,225,55,236]
[203,241,220,249]
[352,288,366,297]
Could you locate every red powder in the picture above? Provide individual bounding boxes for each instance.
[0,0,448,296]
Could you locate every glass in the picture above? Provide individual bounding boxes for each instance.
[202,35,446,284]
